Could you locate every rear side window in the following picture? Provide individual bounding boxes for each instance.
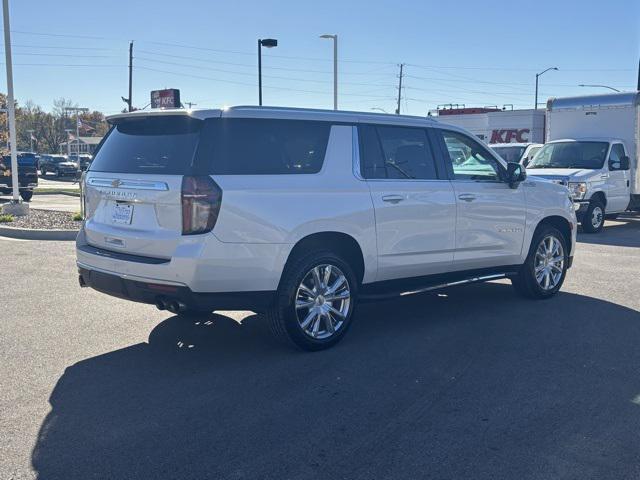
[359,125,438,180]
[202,118,330,175]
[89,116,202,174]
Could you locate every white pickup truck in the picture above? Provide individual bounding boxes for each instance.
[527,92,639,233]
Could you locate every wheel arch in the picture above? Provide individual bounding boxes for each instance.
[590,190,607,207]
[281,231,367,287]
[534,215,572,251]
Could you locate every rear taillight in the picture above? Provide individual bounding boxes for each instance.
[181,176,222,235]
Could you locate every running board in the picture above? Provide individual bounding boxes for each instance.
[360,273,510,302]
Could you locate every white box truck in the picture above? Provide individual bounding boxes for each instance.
[527,92,639,233]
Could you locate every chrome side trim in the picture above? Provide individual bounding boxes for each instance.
[87,177,169,191]
[398,273,507,297]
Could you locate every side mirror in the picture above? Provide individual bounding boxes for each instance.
[506,162,526,188]
[609,156,630,171]
[620,155,630,170]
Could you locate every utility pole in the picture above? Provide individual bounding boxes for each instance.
[396,63,404,115]
[637,57,639,91]
[128,41,133,111]
[122,42,133,111]
[2,0,21,207]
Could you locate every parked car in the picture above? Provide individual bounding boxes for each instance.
[68,154,92,171]
[0,152,38,201]
[77,107,576,350]
[491,142,543,167]
[40,154,79,177]
[527,92,640,233]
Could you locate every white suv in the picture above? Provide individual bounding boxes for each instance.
[77,107,577,350]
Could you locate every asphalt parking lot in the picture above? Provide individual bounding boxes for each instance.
[1,216,639,480]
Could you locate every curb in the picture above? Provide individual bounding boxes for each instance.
[0,225,78,241]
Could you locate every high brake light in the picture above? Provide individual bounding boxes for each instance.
[181,176,222,235]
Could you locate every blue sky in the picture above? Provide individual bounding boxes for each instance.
[3,0,639,115]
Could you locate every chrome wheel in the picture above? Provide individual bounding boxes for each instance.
[534,235,565,291]
[295,264,351,340]
[591,206,603,229]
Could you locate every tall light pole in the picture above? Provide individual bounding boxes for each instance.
[535,67,558,109]
[320,34,338,110]
[64,106,89,175]
[258,38,278,106]
[2,0,20,206]
[64,129,73,158]
[27,129,35,152]
[578,84,621,92]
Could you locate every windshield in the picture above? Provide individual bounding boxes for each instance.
[492,146,526,163]
[528,141,609,169]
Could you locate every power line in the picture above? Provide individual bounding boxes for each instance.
[135,65,394,98]
[135,56,396,87]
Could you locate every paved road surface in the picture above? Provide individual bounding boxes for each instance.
[1,215,639,479]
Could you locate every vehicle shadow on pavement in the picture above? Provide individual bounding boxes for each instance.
[31,283,640,480]
[577,213,640,248]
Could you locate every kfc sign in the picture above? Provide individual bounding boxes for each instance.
[151,89,181,109]
[490,128,530,143]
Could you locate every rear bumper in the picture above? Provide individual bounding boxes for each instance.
[75,227,289,310]
[78,267,275,312]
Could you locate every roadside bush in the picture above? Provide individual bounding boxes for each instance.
[0,214,14,223]
[72,212,83,221]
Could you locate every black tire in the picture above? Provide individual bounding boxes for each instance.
[511,224,569,299]
[54,168,60,178]
[267,250,358,351]
[20,190,33,202]
[581,199,605,233]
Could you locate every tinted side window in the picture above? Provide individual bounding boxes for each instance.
[207,119,330,175]
[358,125,386,179]
[441,130,502,181]
[359,125,438,180]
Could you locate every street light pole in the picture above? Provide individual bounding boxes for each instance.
[258,38,278,106]
[578,84,621,92]
[320,34,338,110]
[535,67,558,110]
[2,0,19,204]
[27,129,34,152]
[65,129,72,158]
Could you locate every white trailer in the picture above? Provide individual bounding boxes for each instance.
[527,92,639,233]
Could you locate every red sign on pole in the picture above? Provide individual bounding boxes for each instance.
[150,89,181,109]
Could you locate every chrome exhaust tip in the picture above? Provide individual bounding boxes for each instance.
[166,300,180,314]
[155,297,167,311]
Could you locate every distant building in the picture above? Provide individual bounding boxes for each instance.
[433,107,546,144]
[59,136,103,155]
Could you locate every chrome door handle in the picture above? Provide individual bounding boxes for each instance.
[382,195,404,204]
[600,173,609,179]
[458,194,477,202]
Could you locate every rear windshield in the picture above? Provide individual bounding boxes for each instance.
[89,116,202,174]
